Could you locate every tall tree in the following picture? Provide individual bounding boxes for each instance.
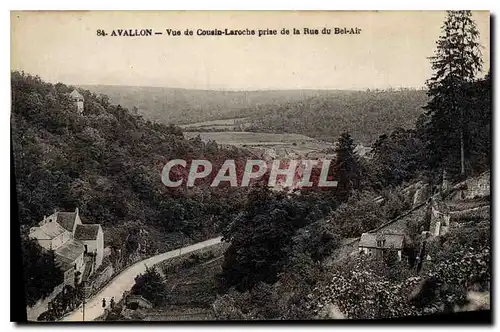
[424,10,483,178]
[22,236,64,306]
[371,128,426,188]
[217,185,308,292]
[332,131,361,202]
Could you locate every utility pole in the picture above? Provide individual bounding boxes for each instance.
[179,233,184,257]
[82,281,85,322]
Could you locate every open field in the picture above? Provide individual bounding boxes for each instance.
[179,117,252,131]
[184,131,335,156]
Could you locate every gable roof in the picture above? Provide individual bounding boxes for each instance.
[69,89,83,99]
[74,224,101,241]
[359,232,404,249]
[56,212,78,232]
[30,222,67,240]
[55,239,85,265]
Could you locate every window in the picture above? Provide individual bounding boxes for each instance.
[377,239,386,247]
[84,245,88,253]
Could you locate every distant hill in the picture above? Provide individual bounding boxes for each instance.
[244,89,429,144]
[79,85,336,125]
[80,85,429,145]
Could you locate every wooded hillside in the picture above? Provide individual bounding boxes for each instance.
[12,71,249,248]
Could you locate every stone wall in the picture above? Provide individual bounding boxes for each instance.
[369,202,428,234]
[413,184,431,207]
[464,171,490,199]
[85,264,114,298]
[447,171,490,201]
[449,205,490,222]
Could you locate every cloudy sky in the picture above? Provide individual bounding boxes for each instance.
[11,11,490,90]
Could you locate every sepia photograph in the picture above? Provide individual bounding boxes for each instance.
[10,10,491,323]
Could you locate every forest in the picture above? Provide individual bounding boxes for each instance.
[244,89,429,144]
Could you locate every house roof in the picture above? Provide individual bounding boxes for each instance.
[55,239,85,265]
[359,232,405,249]
[30,222,67,240]
[69,89,83,99]
[56,212,78,232]
[74,224,101,240]
[55,260,74,273]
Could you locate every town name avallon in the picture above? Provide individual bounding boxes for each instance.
[110,29,153,37]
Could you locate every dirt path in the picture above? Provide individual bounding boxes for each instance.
[59,236,223,322]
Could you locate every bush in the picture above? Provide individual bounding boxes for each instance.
[131,267,167,307]
[329,191,386,238]
[213,283,282,320]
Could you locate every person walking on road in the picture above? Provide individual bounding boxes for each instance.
[102,298,106,308]
[110,297,115,309]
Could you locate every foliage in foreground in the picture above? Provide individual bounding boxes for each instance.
[22,236,64,307]
[131,267,167,307]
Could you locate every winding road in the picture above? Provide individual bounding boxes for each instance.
[59,236,223,322]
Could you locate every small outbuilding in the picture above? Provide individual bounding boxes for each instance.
[358,232,405,260]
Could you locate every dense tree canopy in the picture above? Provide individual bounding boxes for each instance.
[11,71,250,243]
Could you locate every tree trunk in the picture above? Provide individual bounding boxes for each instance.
[460,95,466,177]
[460,127,465,177]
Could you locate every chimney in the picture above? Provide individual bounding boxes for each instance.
[75,207,79,215]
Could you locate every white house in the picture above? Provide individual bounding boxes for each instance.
[29,207,104,283]
[28,220,70,251]
[69,89,84,114]
[74,224,104,269]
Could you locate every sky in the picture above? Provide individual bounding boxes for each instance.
[11,11,490,91]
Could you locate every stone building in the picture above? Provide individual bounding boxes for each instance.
[358,232,406,261]
[125,294,154,310]
[69,89,84,114]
